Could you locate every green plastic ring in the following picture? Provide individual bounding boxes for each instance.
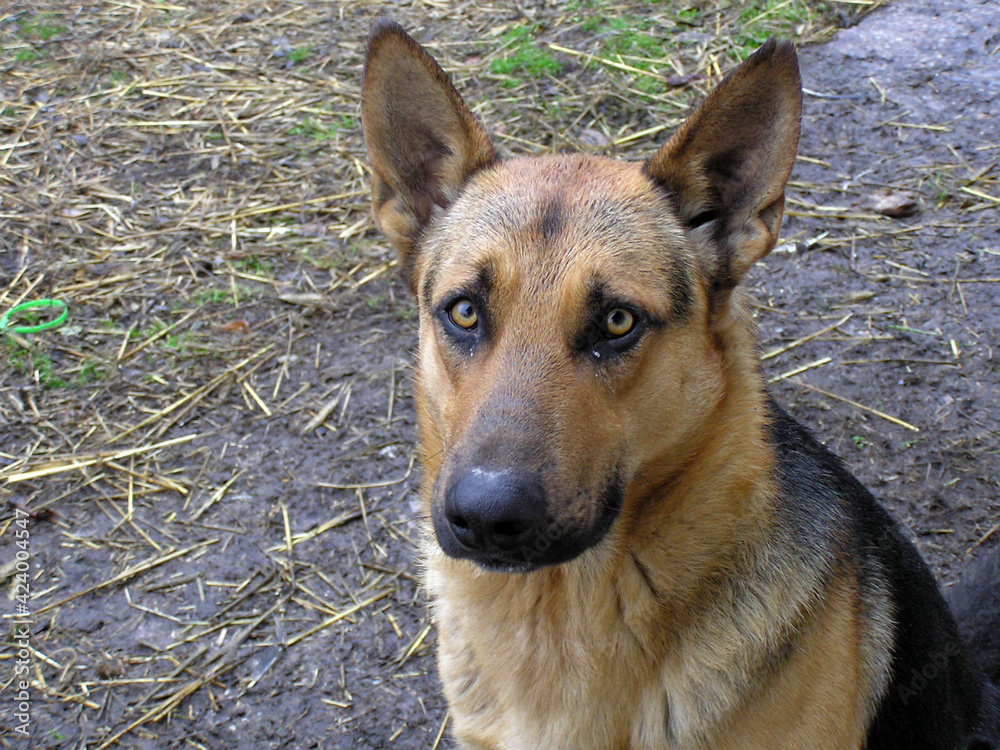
[0,299,70,334]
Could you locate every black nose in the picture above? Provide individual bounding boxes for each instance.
[444,468,545,552]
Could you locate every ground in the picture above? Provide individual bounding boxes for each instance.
[1,1,998,748]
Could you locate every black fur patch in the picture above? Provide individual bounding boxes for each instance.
[539,198,564,241]
[766,400,999,748]
[420,254,439,311]
[668,260,694,321]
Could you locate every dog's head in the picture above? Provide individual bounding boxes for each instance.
[362,20,801,572]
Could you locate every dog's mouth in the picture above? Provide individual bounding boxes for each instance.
[430,469,625,572]
[467,556,542,575]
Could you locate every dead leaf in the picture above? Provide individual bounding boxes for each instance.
[862,189,919,217]
[664,73,701,88]
[55,207,91,219]
[579,128,610,148]
[218,320,250,334]
[840,290,876,305]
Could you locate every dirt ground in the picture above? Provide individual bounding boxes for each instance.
[2,1,999,748]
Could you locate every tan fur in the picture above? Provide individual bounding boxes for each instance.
[363,21,894,749]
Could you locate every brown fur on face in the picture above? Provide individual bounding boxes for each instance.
[364,19,888,750]
[416,154,735,569]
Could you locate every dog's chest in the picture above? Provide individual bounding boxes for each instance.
[437,610,674,750]
[427,554,685,750]
[425,545,875,750]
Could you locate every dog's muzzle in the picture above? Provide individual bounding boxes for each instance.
[432,464,625,572]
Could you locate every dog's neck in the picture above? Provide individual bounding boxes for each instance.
[623,298,778,611]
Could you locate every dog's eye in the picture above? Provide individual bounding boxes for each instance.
[577,305,647,362]
[605,308,635,338]
[449,299,479,330]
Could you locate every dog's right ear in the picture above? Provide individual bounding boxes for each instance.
[362,20,497,291]
[645,40,801,309]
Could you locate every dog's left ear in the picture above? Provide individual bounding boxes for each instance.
[645,39,801,299]
[362,20,498,292]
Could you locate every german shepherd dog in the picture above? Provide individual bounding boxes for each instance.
[362,20,1000,749]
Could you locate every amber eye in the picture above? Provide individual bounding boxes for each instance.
[605,308,635,338]
[449,299,479,330]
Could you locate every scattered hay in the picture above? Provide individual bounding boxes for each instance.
[22,0,1000,747]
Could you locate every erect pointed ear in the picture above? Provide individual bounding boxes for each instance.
[645,39,801,302]
[362,20,498,291]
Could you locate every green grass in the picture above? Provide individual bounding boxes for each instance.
[931,171,951,203]
[5,342,68,389]
[132,320,167,340]
[587,15,678,96]
[194,288,232,305]
[298,249,341,270]
[5,341,29,374]
[18,17,69,41]
[289,45,313,65]
[163,331,215,358]
[564,2,830,99]
[289,116,335,139]
[232,255,275,274]
[733,0,820,55]
[289,114,355,140]
[491,26,563,86]
[677,7,701,24]
[15,48,44,62]
[603,18,670,57]
[193,283,257,306]
[75,359,105,386]
[124,320,213,358]
[9,15,67,64]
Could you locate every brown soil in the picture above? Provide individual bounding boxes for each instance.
[2,1,998,748]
